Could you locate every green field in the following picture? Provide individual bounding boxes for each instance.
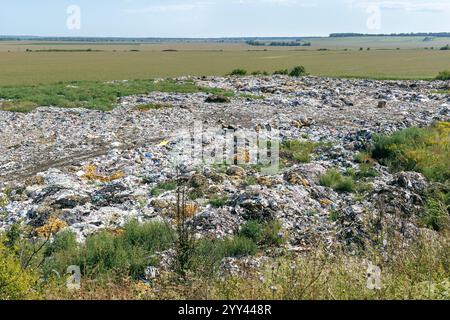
[0,37,449,85]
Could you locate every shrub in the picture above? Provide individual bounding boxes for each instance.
[239,220,285,247]
[356,163,378,179]
[44,229,77,257]
[436,70,450,81]
[354,151,374,164]
[273,69,289,75]
[319,169,355,193]
[281,140,324,164]
[319,169,342,188]
[222,236,257,257]
[0,240,38,300]
[260,220,285,246]
[229,69,247,76]
[440,44,450,51]
[334,177,355,193]
[239,220,263,243]
[289,66,306,77]
[79,232,125,274]
[423,196,449,231]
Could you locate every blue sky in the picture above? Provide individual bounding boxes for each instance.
[1,0,449,37]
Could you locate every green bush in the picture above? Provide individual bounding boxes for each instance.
[229,69,247,76]
[260,220,285,246]
[319,169,355,193]
[222,236,258,257]
[356,163,378,179]
[423,196,449,231]
[281,140,322,164]
[289,66,306,77]
[319,169,342,188]
[44,229,77,257]
[436,70,450,81]
[273,69,289,75]
[79,231,131,276]
[0,240,38,300]
[239,220,285,246]
[334,177,355,193]
[239,220,263,243]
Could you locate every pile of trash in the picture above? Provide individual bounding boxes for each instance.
[1,75,449,251]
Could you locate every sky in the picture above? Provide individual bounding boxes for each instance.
[0,0,450,37]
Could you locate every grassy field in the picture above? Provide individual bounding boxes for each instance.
[0,79,233,112]
[0,37,450,85]
[0,49,449,85]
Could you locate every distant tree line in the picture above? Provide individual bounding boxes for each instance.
[330,32,450,38]
[246,40,311,47]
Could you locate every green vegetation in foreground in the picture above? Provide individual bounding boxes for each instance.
[2,223,449,300]
[0,79,234,112]
[0,239,38,300]
[43,221,175,279]
[371,122,450,231]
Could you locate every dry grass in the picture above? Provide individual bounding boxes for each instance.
[82,165,125,182]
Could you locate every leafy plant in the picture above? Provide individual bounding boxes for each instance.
[289,66,306,77]
[436,70,450,80]
[319,169,355,193]
[0,240,38,300]
[229,69,247,76]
